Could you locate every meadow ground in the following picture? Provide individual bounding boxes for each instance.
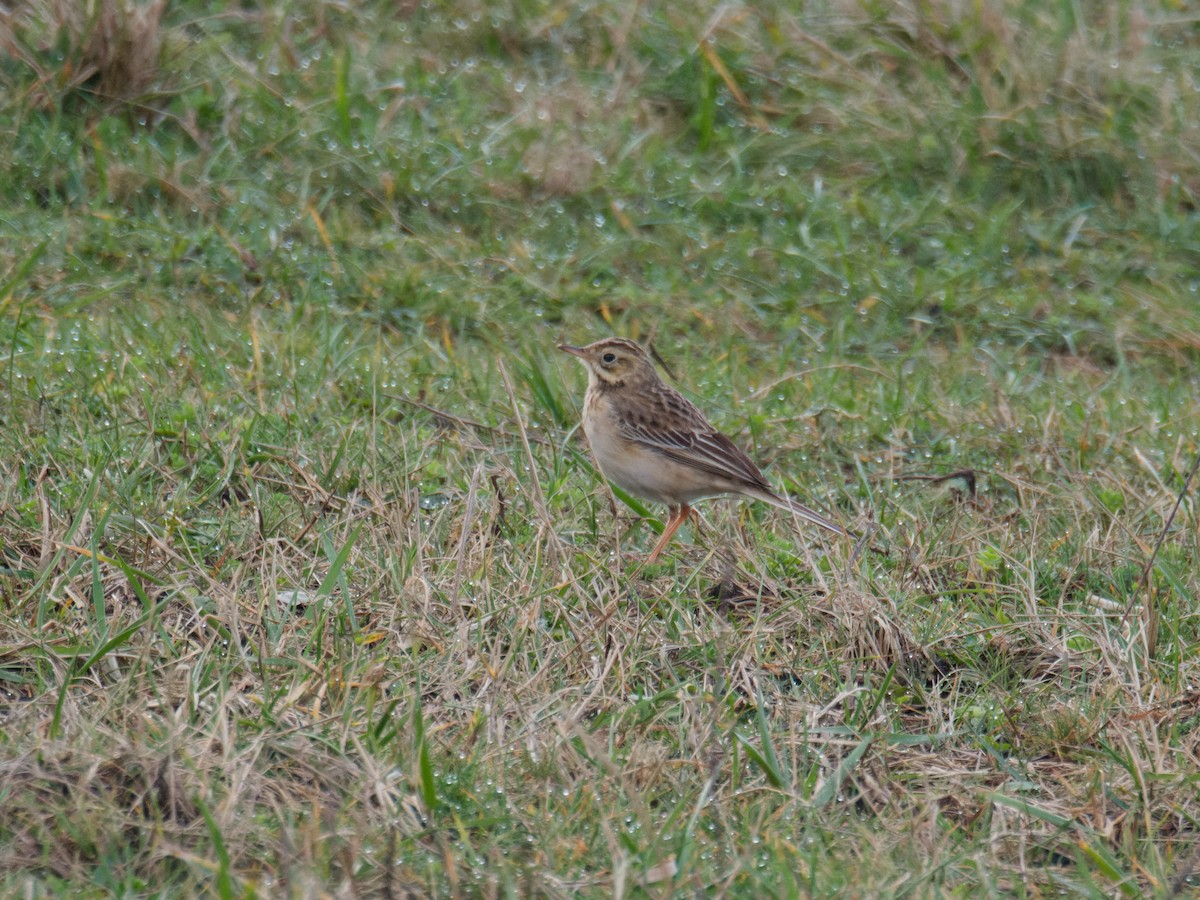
[1,1,1199,896]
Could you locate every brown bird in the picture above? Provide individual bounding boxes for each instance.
[558,338,847,562]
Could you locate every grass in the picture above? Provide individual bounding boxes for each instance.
[1,0,1199,895]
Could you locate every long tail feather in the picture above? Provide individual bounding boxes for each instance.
[753,488,849,537]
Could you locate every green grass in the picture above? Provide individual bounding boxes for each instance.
[2,0,1199,895]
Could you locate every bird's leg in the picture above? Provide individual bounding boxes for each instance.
[647,503,690,563]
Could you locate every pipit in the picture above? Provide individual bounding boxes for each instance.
[558,337,847,562]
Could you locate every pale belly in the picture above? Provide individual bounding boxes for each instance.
[583,415,729,506]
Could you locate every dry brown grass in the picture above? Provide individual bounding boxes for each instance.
[0,0,167,110]
[5,395,1196,892]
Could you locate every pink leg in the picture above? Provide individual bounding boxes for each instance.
[647,504,690,563]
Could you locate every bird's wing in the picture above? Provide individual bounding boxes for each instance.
[613,387,772,490]
[612,384,848,536]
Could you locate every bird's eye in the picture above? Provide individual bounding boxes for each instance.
[601,352,617,365]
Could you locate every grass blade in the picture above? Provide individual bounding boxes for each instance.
[813,737,872,808]
[316,523,361,633]
[413,692,437,814]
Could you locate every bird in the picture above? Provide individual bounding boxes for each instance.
[558,337,847,562]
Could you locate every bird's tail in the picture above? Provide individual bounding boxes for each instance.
[755,489,850,538]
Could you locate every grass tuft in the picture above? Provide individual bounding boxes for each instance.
[0,0,168,114]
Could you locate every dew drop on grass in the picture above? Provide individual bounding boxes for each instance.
[419,493,451,511]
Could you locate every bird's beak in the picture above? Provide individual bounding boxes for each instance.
[557,343,586,359]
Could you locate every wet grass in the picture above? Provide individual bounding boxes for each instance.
[1,0,1200,895]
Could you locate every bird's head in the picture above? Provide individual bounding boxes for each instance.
[557,338,656,390]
